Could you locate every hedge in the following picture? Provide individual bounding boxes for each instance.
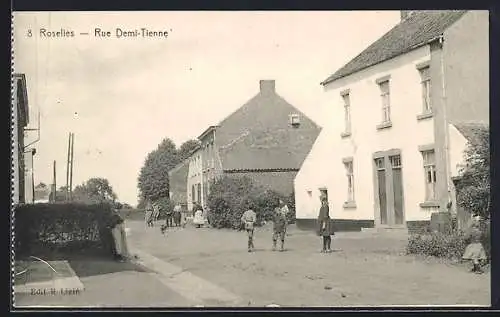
[206,176,295,229]
[14,203,119,259]
[406,221,491,261]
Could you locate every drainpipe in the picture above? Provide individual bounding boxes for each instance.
[438,34,452,214]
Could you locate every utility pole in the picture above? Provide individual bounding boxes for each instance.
[69,133,75,201]
[66,132,71,201]
[52,160,56,203]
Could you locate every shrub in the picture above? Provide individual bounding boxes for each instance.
[207,176,293,229]
[406,231,468,260]
[14,202,118,259]
[155,196,174,219]
[407,223,491,261]
[455,125,490,219]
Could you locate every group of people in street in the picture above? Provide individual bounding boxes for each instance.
[241,195,334,253]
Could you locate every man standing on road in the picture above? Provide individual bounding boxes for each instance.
[241,203,257,252]
[272,199,289,252]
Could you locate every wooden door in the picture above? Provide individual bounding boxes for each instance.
[390,155,404,225]
[375,157,388,225]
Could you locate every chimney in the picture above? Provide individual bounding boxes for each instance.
[259,80,275,95]
[400,10,414,21]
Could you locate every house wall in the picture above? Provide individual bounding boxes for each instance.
[168,160,189,208]
[187,148,203,211]
[296,45,437,231]
[225,170,298,197]
[443,10,489,125]
[448,124,469,178]
[200,130,219,205]
[12,76,28,206]
[24,150,34,203]
[12,81,20,205]
[430,11,489,214]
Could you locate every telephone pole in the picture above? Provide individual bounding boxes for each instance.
[66,132,71,201]
[52,160,56,203]
[69,133,75,200]
[65,132,75,201]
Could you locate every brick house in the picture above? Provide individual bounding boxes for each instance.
[184,80,321,210]
[295,10,488,232]
[12,73,30,206]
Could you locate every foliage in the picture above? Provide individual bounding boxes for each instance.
[455,126,490,219]
[137,138,179,202]
[72,178,118,204]
[177,139,201,162]
[406,222,491,261]
[14,203,119,258]
[206,176,292,229]
[155,196,174,219]
[406,231,467,260]
[49,186,69,202]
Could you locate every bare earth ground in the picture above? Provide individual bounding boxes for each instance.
[14,219,490,308]
[127,220,490,307]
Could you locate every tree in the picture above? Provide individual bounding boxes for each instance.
[177,139,201,162]
[49,185,69,202]
[455,126,490,219]
[72,177,118,204]
[35,182,48,189]
[137,138,179,202]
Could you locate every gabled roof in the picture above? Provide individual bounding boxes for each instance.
[198,125,218,141]
[452,122,489,145]
[219,127,320,171]
[321,10,467,85]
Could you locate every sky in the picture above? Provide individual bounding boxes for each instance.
[13,11,401,205]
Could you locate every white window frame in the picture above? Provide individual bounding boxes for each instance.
[344,160,355,203]
[422,150,437,201]
[419,66,431,113]
[343,93,351,133]
[379,81,391,123]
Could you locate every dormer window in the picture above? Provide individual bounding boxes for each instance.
[289,114,300,127]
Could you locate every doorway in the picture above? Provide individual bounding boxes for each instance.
[373,150,405,227]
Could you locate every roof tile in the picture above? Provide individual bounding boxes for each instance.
[321,10,467,85]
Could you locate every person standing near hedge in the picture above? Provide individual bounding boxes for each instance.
[241,203,257,252]
[272,200,288,252]
[111,210,129,262]
[462,214,487,274]
[145,200,154,228]
[317,194,334,253]
[173,204,182,227]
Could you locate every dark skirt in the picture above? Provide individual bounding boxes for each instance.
[317,218,335,237]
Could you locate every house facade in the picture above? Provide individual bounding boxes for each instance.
[184,80,321,210]
[186,145,203,211]
[12,73,30,206]
[168,158,190,210]
[294,10,489,232]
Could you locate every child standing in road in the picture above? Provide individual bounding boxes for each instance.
[462,214,487,274]
[272,200,288,252]
[241,203,257,252]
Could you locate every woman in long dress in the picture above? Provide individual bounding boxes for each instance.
[193,205,205,228]
[111,210,130,261]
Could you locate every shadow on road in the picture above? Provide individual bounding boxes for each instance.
[69,258,153,278]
